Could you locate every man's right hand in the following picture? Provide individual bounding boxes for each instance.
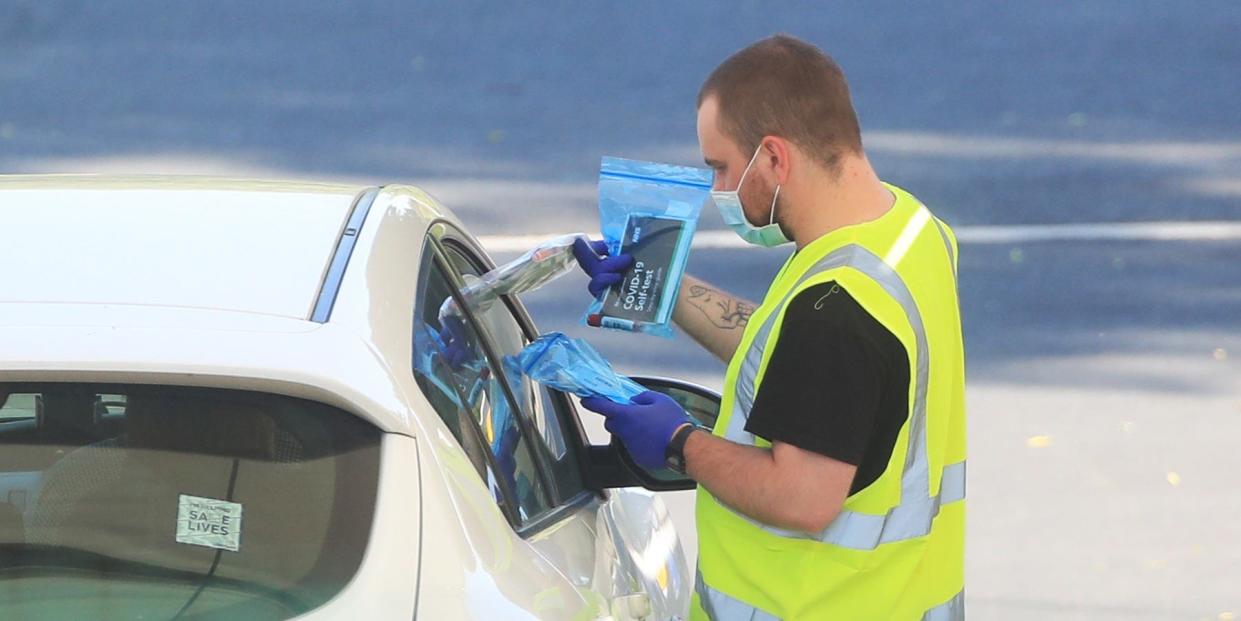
[571,238,633,299]
[580,390,691,470]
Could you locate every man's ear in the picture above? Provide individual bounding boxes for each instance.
[759,136,793,185]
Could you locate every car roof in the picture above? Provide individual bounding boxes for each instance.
[0,177,479,435]
[0,175,368,320]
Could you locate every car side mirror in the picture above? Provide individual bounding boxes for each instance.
[586,376,721,492]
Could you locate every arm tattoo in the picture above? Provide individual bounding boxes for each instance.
[687,285,755,330]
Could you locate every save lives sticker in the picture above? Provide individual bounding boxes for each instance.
[176,494,243,552]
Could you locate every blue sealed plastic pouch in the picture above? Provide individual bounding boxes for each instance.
[582,157,712,338]
[507,332,645,404]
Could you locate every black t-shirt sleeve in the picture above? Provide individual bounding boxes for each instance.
[744,281,904,472]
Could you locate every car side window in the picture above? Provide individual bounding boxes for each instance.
[411,239,555,525]
[439,244,588,505]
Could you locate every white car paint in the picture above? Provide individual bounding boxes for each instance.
[0,176,691,620]
[1,176,358,319]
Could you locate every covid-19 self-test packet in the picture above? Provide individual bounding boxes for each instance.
[583,157,712,338]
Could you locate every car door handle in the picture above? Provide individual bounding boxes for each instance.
[609,592,651,620]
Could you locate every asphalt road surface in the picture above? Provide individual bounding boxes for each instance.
[3,2,1240,618]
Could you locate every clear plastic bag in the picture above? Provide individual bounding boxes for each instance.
[582,157,712,338]
[440,233,587,323]
[506,332,645,404]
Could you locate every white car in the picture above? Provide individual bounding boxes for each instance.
[0,176,720,620]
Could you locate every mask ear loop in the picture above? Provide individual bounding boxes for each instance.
[769,185,781,225]
[735,146,763,192]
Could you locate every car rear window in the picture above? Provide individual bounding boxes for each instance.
[0,383,382,620]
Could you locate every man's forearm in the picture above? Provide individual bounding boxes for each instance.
[673,274,757,363]
[682,430,846,533]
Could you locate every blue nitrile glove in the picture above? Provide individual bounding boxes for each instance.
[438,315,474,370]
[572,237,634,299]
[581,390,691,469]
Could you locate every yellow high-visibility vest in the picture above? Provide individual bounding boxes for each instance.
[690,184,966,620]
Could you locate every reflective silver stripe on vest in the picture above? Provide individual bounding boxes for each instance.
[697,569,965,620]
[720,241,962,549]
[736,460,965,550]
[931,217,957,278]
[922,590,965,621]
[940,460,966,504]
[696,570,779,621]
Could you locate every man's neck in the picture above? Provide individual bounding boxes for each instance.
[788,155,895,249]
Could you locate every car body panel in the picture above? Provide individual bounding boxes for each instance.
[409,412,604,620]
[598,489,690,618]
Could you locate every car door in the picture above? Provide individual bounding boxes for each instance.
[413,224,691,620]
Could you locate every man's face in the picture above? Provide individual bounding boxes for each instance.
[697,96,776,226]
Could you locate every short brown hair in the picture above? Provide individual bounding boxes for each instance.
[698,35,863,173]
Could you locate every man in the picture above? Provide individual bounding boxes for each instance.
[574,35,965,620]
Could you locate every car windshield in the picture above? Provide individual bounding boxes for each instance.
[0,383,382,620]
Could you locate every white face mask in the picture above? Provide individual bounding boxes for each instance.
[709,146,791,247]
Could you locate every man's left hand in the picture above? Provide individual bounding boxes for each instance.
[581,390,690,469]
[572,237,633,299]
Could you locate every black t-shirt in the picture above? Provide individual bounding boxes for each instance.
[744,281,910,495]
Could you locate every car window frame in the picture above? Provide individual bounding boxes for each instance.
[419,222,602,537]
[412,241,536,527]
[435,241,590,496]
[434,245,562,520]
